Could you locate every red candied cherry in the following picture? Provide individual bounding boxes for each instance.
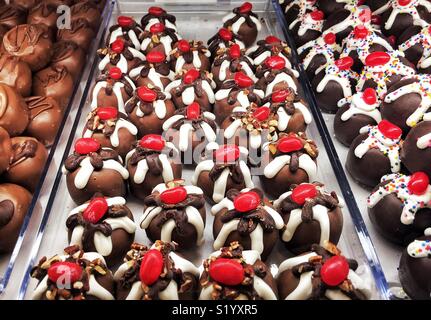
[140,249,164,286]
[117,16,134,28]
[208,258,244,286]
[335,56,354,70]
[353,25,369,39]
[139,134,165,151]
[146,50,166,64]
[160,186,188,204]
[229,44,241,59]
[219,28,233,41]
[310,10,324,21]
[48,262,83,284]
[398,0,412,6]
[365,51,390,67]
[186,102,201,119]
[264,56,286,70]
[320,256,350,286]
[265,35,281,44]
[97,107,118,120]
[371,14,382,25]
[234,191,261,212]
[234,71,254,88]
[83,197,109,223]
[214,145,240,163]
[109,67,122,80]
[75,138,100,155]
[183,69,200,84]
[271,90,289,103]
[253,106,270,121]
[291,183,318,205]
[148,6,164,16]
[111,39,125,54]
[377,120,402,140]
[239,2,253,14]
[323,32,336,45]
[137,86,157,102]
[362,88,377,105]
[177,39,190,52]
[150,22,165,34]
[277,136,303,153]
[407,172,430,196]
[388,35,396,46]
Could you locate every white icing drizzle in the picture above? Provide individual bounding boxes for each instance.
[131,97,168,120]
[317,64,358,98]
[367,173,431,225]
[289,11,323,36]
[91,77,136,113]
[354,125,401,173]
[337,91,381,122]
[399,26,431,69]
[265,71,298,96]
[141,35,176,60]
[417,132,431,149]
[301,37,341,72]
[322,5,372,36]
[215,87,264,108]
[263,154,317,181]
[83,118,137,148]
[384,0,431,31]
[144,18,177,31]
[407,238,431,258]
[108,26,142,50]
[99,48,145,73]
[283,0,316,16]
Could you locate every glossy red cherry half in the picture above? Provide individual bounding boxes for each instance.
[139,134,165,151]
[291,183,318,205]
[97,107,118,120]
[310,10,324,21]
[233,191,260,212]
[265,35,281,44]
[323,32,336,45]
[160,186,188,204]
[111,39,125,54]
[218,28,232,41]
[150,22,165,34]
[320,256,350,286]
[398,0,411,6]
[271,90,289,103]
[365,51,390,67]
[229,43,241,59]
[48,262,83,284]
[208,258,244,286]
[186,102,201,119]
[140,249,164,286]
[234,72,253,88]
[253,106,270,121]
[148,6,164,16]
[137,86,157,102]
[177,39,190,52]
[377,120,402,140]
[239,2,252,14]
[354,25,368,39]
[362,88,377,105]
[277,136,303,153]
[265,56,286,70]
[407,172,430,196]
[335,57,354,70]
[214,145,240,163]
[117,16,134,28]
[183,69,200,84]
[146,50,166,64]
[82,197,108,223]
[75,138,100,155]
[109,67,122,80]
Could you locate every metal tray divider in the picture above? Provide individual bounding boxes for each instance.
[271,0,390,299]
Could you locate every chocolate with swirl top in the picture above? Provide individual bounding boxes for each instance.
[0,5,26,29]
[0,52,32,97]
[70,1,101,30]
[27,2,58,36]
[51,41,86,81]
[0,127,11,174]
[0,83,30,137]
[10,0,39,11]
[57,18,96,51]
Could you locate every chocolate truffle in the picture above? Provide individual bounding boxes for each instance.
[0,5,26,30]
[115,241,200,300]
[90,67,136,112]
[67,195,136,267]
[64,138,129,204]
[33,65,74,109]
[141,182,206,249]
[125,86,176,137]
[199,242,278,300]
[381,0,431,37]
[401,120,431,177]
[106,15,143,50]
[141,6,177,31]
[10,0,39,11]
[214,71,264,124]
[311,56,359,113]
[207,27,245,58]
[191,144,255,203]
[30,246,115,300]
[222,2,262,48]
[25,96,62,147]
[139,22,179,58]
[260,132,318,199]
[57,18,95,51]
[83,107,137,159]
[247,35,293,68]
[0,84,30,137]
[399,234,431,300]
[277,242,371,300]
[212,43,256,89]
[398,25,431,72]
[126,135,182,200]
[289,10,324,47]
[162,103,217,165]
[97,38,146,74]
[51,41,86,81]
[164,69,216,111]
[0,127,11,174]
[43,0,74,6]
[346,120,402,188]
[3,24,53,72]
[27,3,58,37]
[70,1,101,31]
[356,51,416,99]
[211,188,284,260]
[282,0,317,25]
[274,182,344,254]
[334,88,382,146]
[368,172,431,245]
[0,52,32,97]
[0,183,32,253]
[0,24,8,41]
[128,51,175,90]
[170,39,211,74]
[3,136,48,192]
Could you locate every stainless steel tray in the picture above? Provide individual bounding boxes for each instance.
[16,0,388,300]
[0,1,116,295]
